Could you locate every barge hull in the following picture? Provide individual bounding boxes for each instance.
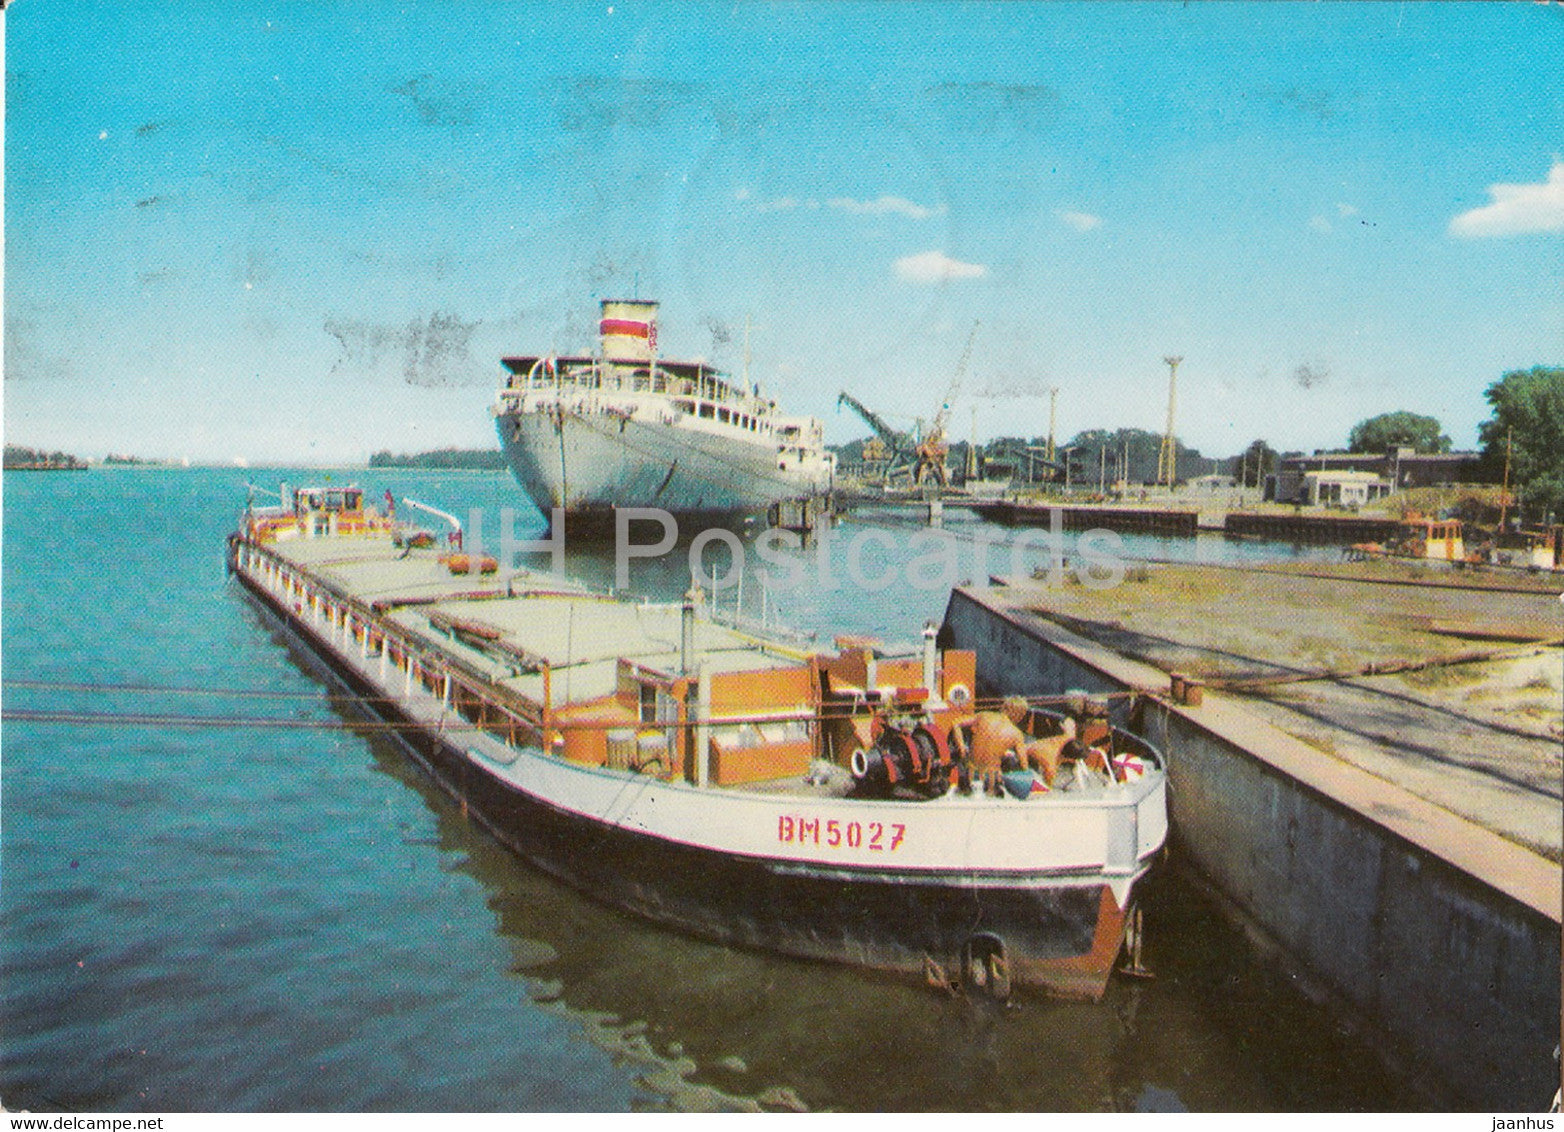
[233,554,1142,999]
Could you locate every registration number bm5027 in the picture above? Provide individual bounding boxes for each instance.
[777,816,905,852]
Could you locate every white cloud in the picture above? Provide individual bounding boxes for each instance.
[1336,202,1358,217]
[1309,215,1332,234]
[894,250,988,283]
[744,190,940,219]
[827,195,942,220]
[754,196,802,213]
[1449,162,1564,237]
[1057,210,1102,232]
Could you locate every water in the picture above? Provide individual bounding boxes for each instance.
[0,468,1423,1111]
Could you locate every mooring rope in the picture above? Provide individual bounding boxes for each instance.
[2,678,1140,734]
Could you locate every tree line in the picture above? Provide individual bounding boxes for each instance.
[368,447,507,469]
[859,365,1562,522]
[3,445,85,470]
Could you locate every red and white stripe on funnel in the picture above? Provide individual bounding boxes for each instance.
[599,300,660,359]
[599,318,657,349]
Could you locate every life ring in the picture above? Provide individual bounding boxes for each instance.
[946,683,972,708]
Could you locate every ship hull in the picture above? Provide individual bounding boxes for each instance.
[496,408,826,518]
[233,550,1159,999]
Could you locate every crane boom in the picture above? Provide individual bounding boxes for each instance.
[933,320,979,437]
[836,392,909,456]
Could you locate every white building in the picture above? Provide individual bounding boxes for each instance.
[1301,470,1393,507]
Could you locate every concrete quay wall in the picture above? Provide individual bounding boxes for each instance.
[1224,510,1400,544]
[964,500,1405,543]
[971,501,1201,536]
[942,585,1562,1110]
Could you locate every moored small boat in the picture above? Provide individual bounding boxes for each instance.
[1347,513,1469,563]
[227,487,1168,999]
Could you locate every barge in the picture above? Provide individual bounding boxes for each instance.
[227,488,1167,999]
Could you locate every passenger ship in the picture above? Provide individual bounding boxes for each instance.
[493,300,835,520]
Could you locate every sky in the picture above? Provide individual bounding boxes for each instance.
[4,1,1562,465]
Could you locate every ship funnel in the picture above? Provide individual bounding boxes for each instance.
[600,299,659,363]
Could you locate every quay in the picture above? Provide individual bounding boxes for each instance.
[1223,509,1400,543]
[850,494,1414,545]
[972,499,1200,536]
[941,561,1563,1110]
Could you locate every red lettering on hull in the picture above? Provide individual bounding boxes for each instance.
[777,815,906,855]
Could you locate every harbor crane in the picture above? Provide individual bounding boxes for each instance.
[838,319,979,487]
[836,391,916,481]
[912,320,979,487]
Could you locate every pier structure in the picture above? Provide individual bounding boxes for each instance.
[831,492,1428,543]
[940,565,1562,1109]
[964,498,1417,542]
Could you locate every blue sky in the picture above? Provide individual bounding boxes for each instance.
[5,1,1562,464]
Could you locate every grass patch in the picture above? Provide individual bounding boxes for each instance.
[1399,663,1487,691]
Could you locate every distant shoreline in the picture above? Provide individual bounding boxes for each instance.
[368,447,507,470]
[4,445,89,471]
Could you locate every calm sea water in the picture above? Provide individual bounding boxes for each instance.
[0,468,1421,1112]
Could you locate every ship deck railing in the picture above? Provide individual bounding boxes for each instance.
[502,358,769,417]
